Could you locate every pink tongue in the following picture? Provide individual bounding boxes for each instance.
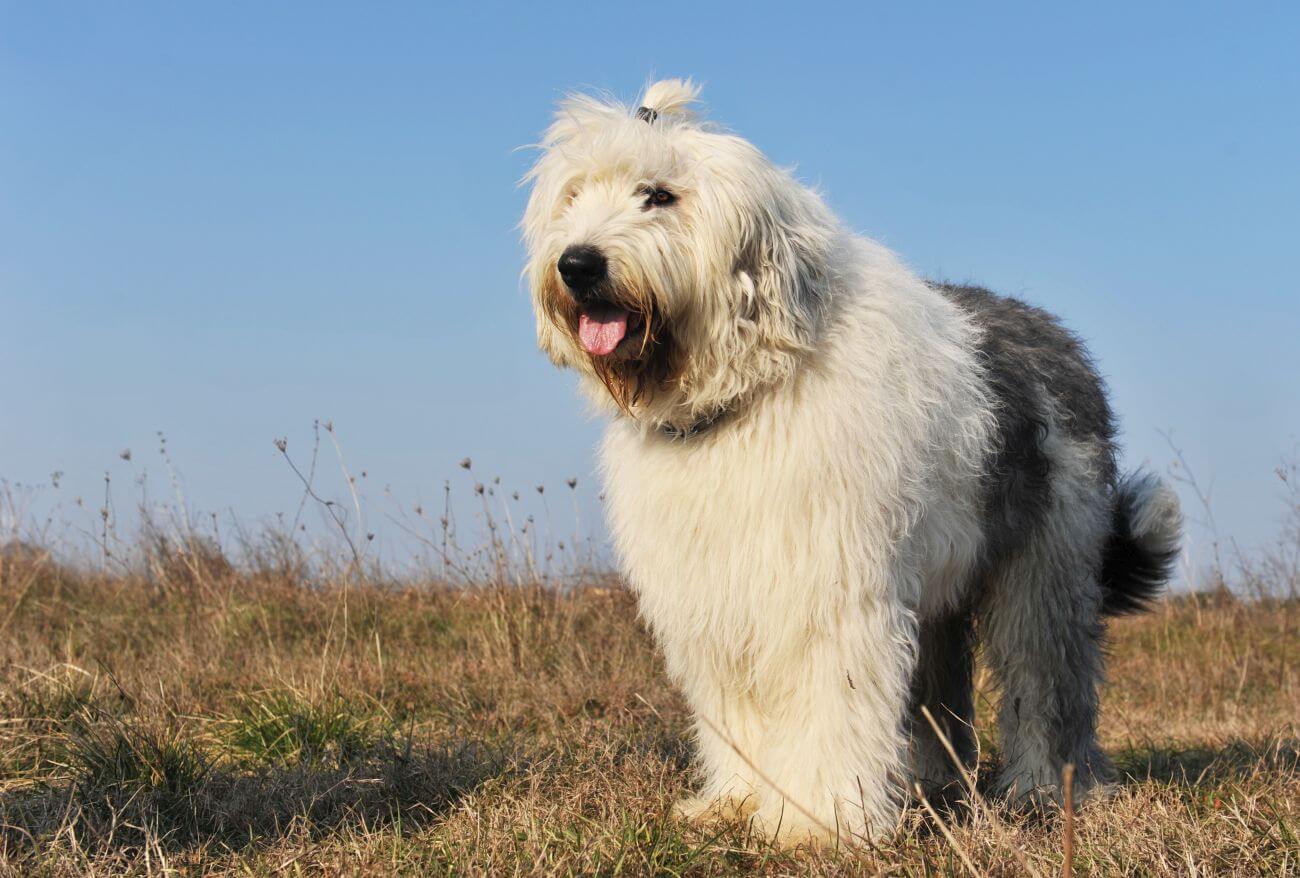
[578,307,629,356]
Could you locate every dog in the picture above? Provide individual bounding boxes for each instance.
[521,79,1182,846]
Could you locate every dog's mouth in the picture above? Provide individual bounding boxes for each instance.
[568,295,674,411]
[577,304,647,357]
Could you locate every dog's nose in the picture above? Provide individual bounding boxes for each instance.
[557,245,607,295]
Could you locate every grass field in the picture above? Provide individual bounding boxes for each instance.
[0,534,1297,875]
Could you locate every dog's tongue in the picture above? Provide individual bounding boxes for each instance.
[578,306,629,356]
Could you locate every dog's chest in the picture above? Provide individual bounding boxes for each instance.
[599,415,878,677]
[599,397,989,653]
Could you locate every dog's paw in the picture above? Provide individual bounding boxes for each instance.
[767,819,839,851]
[671,794,754,825]
[995,764,1115,811]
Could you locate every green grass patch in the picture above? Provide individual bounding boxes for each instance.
[223,690,385,766]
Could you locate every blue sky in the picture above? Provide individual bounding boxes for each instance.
[2,2,1297,573]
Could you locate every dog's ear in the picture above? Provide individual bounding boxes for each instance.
[733,181,832,356]
[637,79,701,122]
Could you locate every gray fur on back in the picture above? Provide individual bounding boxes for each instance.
[932,282,1119,563]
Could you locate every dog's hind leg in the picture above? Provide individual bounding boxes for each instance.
[978,453,1115,807]
[908,609,977,802]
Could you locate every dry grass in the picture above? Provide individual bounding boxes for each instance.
[0,543,1296,876]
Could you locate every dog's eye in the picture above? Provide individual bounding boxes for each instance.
[643,187,677,208]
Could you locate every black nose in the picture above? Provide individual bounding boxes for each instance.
[557,245,607,295]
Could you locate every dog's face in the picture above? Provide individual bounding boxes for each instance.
[522,80,835,424]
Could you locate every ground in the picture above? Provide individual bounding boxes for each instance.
[0,546,1296,876]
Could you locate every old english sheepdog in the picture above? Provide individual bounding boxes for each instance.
[521,79,1182,845]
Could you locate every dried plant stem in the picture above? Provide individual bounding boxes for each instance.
[1061,763,1075,878]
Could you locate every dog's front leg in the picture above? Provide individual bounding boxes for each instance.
[670,668,767,823]
[744,595,915,848]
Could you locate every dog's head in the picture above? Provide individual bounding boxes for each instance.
[522,79,837,428]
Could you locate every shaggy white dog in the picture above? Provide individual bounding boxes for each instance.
[521,79,1182,846]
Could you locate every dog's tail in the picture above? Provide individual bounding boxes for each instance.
[1099,472,1183,616]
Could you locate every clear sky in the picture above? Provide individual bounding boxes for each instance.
[2,2,1297,574]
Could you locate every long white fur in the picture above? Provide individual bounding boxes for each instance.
[521,79,1150,845]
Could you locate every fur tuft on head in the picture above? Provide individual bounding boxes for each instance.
[637,79,702,121]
